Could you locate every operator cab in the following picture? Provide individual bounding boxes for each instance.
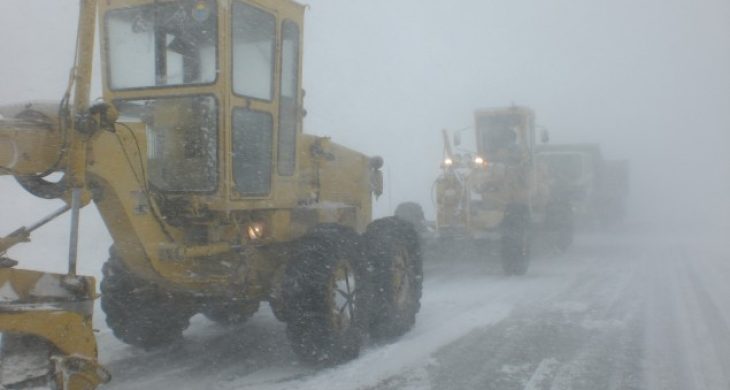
[474,107,535,164]
[100,0,304,205]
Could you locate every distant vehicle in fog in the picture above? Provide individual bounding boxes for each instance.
[536,144,630,227]
[399,106,574,275]
[536,143,603,224]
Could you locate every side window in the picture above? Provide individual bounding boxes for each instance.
[278,21,300,176]
[232,2,276,100]
[106,2,218,89]
[117,96,218,192]
[232,109,273,196]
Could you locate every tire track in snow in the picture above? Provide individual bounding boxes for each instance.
[642,246,698,390]
[642,243,730,390]
[378,234,645,390]
[681,247,730,389]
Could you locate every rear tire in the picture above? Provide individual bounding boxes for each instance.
[501,205,530,275]
[282,225,370,365]
[365,217,423,340]
[394,202,426,233]
[100,247,194,349]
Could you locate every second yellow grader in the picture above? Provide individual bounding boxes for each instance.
[432,106,573,274]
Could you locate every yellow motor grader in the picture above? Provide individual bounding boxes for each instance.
[432,106,573,274]
[0,0,423,387]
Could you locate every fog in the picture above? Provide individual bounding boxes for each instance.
[301,0,730,227]
[1,1,730,389]
[2,0,728,227]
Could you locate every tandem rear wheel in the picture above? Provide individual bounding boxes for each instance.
[281,219,423,365]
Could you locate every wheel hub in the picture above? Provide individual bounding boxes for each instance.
[392,247,411,307]
[330,259,357,331]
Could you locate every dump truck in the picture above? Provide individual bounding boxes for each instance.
[535,143,604,224]
[431,106,573,274]
[0,0,423,387]
[536,145,629,227]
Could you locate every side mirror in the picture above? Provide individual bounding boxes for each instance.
[300,89,307,118]
[540,129,550,144]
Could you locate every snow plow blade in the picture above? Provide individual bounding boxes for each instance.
[0,267,110,389]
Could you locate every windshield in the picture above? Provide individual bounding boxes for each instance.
[117,95,218,192]
[106,0,217,89]
[475,113,522,155]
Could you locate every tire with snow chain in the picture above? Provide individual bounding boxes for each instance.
[364,217,423,340]
[101,247,194,349]
[501,204,530,275]
[394,202,427,234]
[282,225,370,366]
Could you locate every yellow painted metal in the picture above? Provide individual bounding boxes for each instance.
[0,268,109,389]
[0,312,96,360]
[0,228,30,254]
[66,0,98,193]
[0,111,61,176]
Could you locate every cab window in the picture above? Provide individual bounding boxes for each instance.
[278,21,300,176]
[232,109,273,196]
[106,1,218,89]
[232,2,276,100]
[117,96,218,192]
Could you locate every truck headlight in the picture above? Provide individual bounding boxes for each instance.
[247,223,265,240]
[474,156,488,168]
[443,158,453,167]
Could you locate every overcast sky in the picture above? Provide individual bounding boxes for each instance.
[1,0,728,226]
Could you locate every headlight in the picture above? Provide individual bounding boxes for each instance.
[474,156,488,168]
[443,158,453,167]
[247,222,265,240]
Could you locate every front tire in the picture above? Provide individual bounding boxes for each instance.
[100,247,194,349]
[365,217,423,340]
[282,225,370,365]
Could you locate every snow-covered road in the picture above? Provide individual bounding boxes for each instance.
[0,179,726,390]
[93,226,730,390]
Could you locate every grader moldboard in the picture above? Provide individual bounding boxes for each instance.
[0,0,423,387]
[428,106,573,275]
